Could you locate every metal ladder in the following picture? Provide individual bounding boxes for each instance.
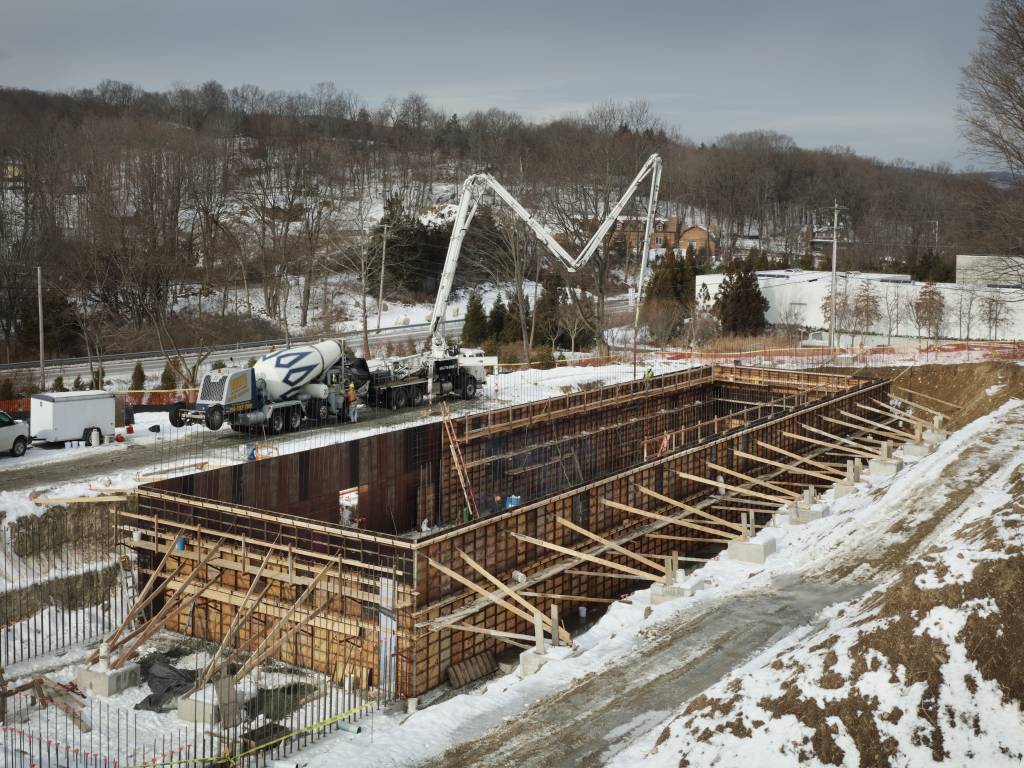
[440,402,479,520]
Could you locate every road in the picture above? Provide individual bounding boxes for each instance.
[1,298,634,385]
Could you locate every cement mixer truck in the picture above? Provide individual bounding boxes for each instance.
[170,339,491,433]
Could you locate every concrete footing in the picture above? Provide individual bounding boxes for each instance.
[727,533,777,565]
[177,692,220,725]
[833,482,858,499]
[518,649,549,678]
[76,663,140,697]
[650,583,689,605]
[790,504,830,524]
[923,429,948,445]
[868,457,904,478]
[902,441,935,458]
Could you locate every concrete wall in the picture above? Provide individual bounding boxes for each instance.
[696,269,1024,341]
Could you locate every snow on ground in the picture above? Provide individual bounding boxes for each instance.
[607,400,1024,768]
[295,399,1024,767]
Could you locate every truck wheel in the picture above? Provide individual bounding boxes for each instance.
[10,436,27,458]
[205,405,225,431]
[412,388,425,407]
[169,402,186,428]
[288,407,303,431]
[460,376,477,399]
[393,388,409,410]
[269,409,285,435]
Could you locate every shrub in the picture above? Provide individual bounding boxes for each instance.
[0,379,13,400]
[211,360,226,371]
[159,363,177,390]
[130,362,146,390]
[51,375,66,392]
[246,357,258,368]
[532,346,556,370]
[72,376,85,391]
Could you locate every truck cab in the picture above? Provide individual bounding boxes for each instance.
[0,409,29,457]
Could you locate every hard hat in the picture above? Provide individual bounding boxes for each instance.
[348,383,355,389]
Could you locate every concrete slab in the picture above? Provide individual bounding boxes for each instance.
[518,649,550,678]
[727,533,777,565]
[76,663,140,697]
[868,457,904,478]
[902,441,935,458]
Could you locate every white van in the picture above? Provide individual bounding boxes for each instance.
[31,390,116,445]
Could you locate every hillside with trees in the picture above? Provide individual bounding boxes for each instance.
[0,80,1020,370]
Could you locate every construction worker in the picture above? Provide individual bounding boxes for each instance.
[643,367,654,390]
[346,383,359,423]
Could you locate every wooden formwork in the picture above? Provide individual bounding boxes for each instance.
[125,366,885,702]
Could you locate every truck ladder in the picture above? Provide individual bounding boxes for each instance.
[440,402,479,520]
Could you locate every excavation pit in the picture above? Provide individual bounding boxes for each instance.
[124,365,892,700]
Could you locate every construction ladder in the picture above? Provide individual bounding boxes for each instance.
[440,402,479,520]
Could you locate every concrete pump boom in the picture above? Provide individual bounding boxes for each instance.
[429,153,663,350]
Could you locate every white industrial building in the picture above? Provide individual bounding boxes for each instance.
[695,269,1024,341]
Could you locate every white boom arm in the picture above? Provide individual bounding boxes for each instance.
[429,153,663,350]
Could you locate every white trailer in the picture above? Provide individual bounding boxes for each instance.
[31,390,116,445]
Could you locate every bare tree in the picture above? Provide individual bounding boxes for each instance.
[959,0,1024,176]
[776,302,806,346]
[954,283,979,339]
[906,282,947,345]
[850,282,882,341]
[981,290,1012,339]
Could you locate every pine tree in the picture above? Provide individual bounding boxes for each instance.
[714,259,769,335]
[52,375,66,392]
[160,363,177,390]
[502,295,531,345]
[461,291,488,345]
[130,362,146,390]
[487,295,508,341]
[72,375,85,391]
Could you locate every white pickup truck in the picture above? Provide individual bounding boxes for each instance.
[0,409,30,457]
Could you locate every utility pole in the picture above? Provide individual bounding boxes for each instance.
[376,223,389,330]
[828,200,839,352]
[36,266,44,390]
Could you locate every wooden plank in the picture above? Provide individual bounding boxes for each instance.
[837,410,915,440]
[555,516,667,573]
[862,399,932,429]
[634,485,746,533]
[802,424,891,456]
[427,556,550,630]
[732,449,841,483]
[889,394,946,419]
[784,430,877,460]
[519,591,622,605]
[32,495,129,505]
[457,549,571,644]
[893,386,960,411]
[755,441,845,477]
[820,414,909,442]
[646,533,733,545]
[600,498,742,541]
[511,531,665,582]
[706,461,801,500]
[675,470,790,505]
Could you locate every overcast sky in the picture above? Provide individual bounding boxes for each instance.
[0,0,989,168]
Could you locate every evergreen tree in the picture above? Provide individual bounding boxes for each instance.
[461,291,489,346]
[502,295,532,346]
[713,259,769,335]
[0,379,13,400]
[72,375,85,391]
[51,375,66,392]
[130,361,146,390]
[160,363,177,390]
[487,295,508,341]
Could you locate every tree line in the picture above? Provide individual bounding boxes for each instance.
[0,72,1020,380]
